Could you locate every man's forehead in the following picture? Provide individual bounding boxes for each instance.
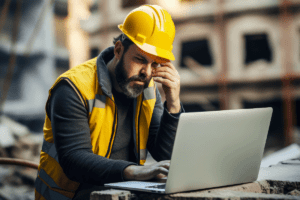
[130,44,169,64]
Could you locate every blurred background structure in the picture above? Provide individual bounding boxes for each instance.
[1,0,300,199]
[79,0,300,151]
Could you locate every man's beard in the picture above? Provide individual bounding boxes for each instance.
[115,55,151,98]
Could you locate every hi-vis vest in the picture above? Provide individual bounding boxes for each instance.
[35,57,156,200]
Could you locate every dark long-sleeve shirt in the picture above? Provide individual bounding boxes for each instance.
[47,79,184,199]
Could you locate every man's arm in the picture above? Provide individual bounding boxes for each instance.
[146,86,184,161]
[148,61,183,161]
[123,60,184,181]
[123,86,184,180]
[48,80,136,185]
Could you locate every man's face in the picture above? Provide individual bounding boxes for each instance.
[115,43,163,98]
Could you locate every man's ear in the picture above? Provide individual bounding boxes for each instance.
[114,41,124,60]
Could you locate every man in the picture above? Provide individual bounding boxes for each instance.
[35,5,184,200]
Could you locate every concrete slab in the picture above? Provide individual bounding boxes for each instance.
[169,190,300,199]
[257,164,300,182]
[260,144,300,167]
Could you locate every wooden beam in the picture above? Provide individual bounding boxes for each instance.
[216,0,229,110]
[280,0,295,146]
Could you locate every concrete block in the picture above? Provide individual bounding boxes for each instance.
[265,180,300,195]
[90,189,133,200]
[169,190,300,200]
[201,181,263,193]
[287,190,300,196]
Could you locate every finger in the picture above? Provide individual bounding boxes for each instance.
[159,160,170,163]
[153,77,174,87]
[161,163,170,170]
[153,77,179,87]
[160,61,176,71]
[156,161,170,169]
[156,162,170,169]
[153,72,177,83]
[154,66,177,77]
[158,160,171,165]
[148,160,169,169]
[155,173,167,179]
[157,167,169,175]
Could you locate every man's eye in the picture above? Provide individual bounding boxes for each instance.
[136,57,144,62]
[152,63,159,68]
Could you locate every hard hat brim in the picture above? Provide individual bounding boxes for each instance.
[118,25,175,61]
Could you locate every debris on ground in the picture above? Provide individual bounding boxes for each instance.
[0,115,43,200]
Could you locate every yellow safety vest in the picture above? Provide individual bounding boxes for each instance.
[35,57,156,200]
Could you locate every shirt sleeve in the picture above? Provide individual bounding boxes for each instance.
[146,86,185,161]
[48,80,136,185]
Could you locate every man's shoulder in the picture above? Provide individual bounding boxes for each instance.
[51,57,99,100]
[65,57,98,75]
[56,57,98,86]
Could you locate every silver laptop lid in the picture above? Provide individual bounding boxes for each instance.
[165,107,272,193]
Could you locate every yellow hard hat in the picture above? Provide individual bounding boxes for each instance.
[118,5,176,60]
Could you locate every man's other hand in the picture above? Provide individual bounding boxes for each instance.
[123,160,170,181]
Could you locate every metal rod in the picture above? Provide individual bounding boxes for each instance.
[0,158,38,169]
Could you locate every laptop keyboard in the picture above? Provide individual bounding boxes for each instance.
[146,184,166,189]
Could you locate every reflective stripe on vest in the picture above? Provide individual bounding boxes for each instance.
[40,140,68,194]
[140,149,147,160]
[86,87,154,112]
[42,139,59,163]
[143,86,155,100]
[87,94,106,113]
[35,177,71,200]
[39,169,62,190]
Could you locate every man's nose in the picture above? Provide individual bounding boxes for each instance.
[140,63,153,78]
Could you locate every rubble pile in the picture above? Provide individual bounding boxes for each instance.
[0,116,43,200]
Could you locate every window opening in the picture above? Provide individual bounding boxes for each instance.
[244,33,272,65]
[54,0,68,17]
[89,0,98,13]
[183,101,220,112]
[90,48,100,59]
[180,39,213,68]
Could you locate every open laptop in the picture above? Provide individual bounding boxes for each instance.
[105,107,273,194]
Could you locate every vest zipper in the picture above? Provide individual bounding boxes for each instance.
[105,104,118,158]
[137,94,143,165]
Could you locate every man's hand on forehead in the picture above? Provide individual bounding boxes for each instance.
[151,56,181,114]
